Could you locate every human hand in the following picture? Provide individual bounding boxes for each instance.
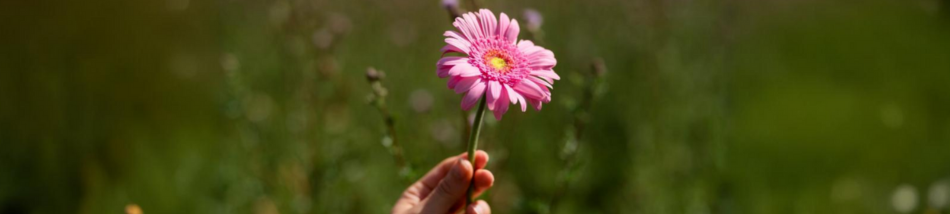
[392,150,494,214]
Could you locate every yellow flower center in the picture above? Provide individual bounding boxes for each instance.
[489,57,508,69]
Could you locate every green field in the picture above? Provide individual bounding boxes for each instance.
[2,0,950,213]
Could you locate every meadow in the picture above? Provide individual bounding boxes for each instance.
[2,0,950,213]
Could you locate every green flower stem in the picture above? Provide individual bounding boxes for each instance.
[465,95,487,207]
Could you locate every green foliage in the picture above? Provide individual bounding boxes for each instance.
[1,0,950,213]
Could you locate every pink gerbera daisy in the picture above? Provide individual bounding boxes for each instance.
[437,9,560,120]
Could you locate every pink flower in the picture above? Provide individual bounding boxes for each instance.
[437,9,559,120]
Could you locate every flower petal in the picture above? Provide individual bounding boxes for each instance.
[517,40,534,49]
[531,69,560,81]
[497,13,510,38]
[513,80,546,100]
[442,38,471,54]
[448,63,480,77]
[529,76,553,89]
[486,81,502,111]
[535,80,552,102]
[504,84,518,104]
[444,30,467,42]
[464,13,483,39]
[493,86,509,120]
[517,40,543,56]
[528,97,543,111]
[437,65,452,78]
[453,17,475,41]
[447,76,463,89]
[536,76,553,84]
[437,56,467,66]
[505,19,520,43]
[530,57,557,68]
[517,93,527,112]
[461,82,487,111]
[454,76,482,94]
[479,9,497,40]
[527,50,555,63]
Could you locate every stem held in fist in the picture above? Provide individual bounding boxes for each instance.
[465,95,487,207]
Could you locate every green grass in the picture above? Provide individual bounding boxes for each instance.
[2,0,950,213]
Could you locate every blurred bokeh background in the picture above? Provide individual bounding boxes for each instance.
[3,0,950,213]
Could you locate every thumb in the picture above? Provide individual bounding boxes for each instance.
[420,159,473,213]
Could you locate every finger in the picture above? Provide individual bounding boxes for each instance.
[414,154,466,199]
[398,154,469,213]
[460,150,490,170]
[414,151,489,202]
[471,169,494,198]
[466,200,491,214]
[446,169,495,212]
[419,159,474,213]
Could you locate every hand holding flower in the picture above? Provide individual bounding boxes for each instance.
[392,150,494,214]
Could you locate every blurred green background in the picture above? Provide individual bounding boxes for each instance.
[3,0,950,213]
